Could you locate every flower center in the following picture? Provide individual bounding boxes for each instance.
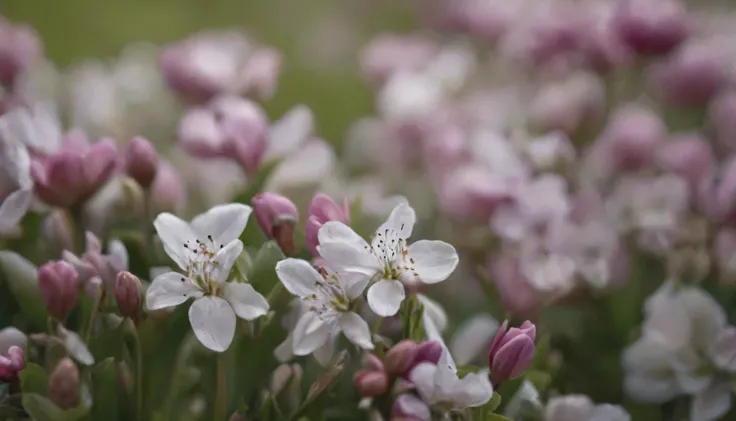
[182,234,225,295]
[369,228,419,281]
[307,271,351,317]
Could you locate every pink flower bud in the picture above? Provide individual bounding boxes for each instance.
[406,341,443,374]
[115,271,141,322]
[124,137,159,188]
[597,105,666,171]
[252,193,299,254]
[529,72,605,135]
[353,369,389,397]
[384,340,419,376]
[648,41,727,107]
[656,134,713,187]
[612,0,690,56]
[362,353,386,372]
[391,394,431,421]
[709,92,736,152]
[150,160,185,213]
[360,34,438,86]
[487,251,541,317]
[305,193,350,256]
[48,357,80,410]
[0,345,25,381]
[31,137,118,208]
[0,19,42,87]
[38,261,79,320]
[488,320,536,387]
[238,47,281,100]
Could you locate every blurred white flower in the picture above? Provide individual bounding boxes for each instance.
[0,101,61,154]
[146,204,269,352]
[545,395,630,421]
[0,111,34,235]
[449,314,499,366]
[275,258,373,357]
[317,202,459,317]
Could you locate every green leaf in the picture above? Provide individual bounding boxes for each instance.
[20,363,49,395]
[0,251,47,329]
[21,394,65,421]
[292,351,347,420]
[532,334,550,369]
[456,365,483,377]
[469,392,502,421]
[524,369,552,394]
[248,241,285,293]
[487,392,502,413]
[402,295,425,342]
[487,414,513,421]
[231,159,282,205]
[89,320,126,361]
[90,358,119,421]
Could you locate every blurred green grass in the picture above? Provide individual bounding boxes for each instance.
[1,0,417,143]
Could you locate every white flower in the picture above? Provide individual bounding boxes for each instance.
[317,202,459,317]
[0,112,34,235]
[145,204,269,352]
[545,395,630,421]
[0,102,62,154]
[275,258,374,355]
[409,349,493,410]
[449,314,500,366]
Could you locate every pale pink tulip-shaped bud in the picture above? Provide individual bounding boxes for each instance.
[238,47,281,100]
[385,340,419,376]
[178,107,229,158]
[648,42,727,107]
[252,193,299,254]
[714,229,736,285]
[353,369,389,397]
[48,357,80,410]
[360,34,438,86]
[0,19,42,87]
[612,0,690,56]
[305,193,350,256]
[38,261,79,320]
[698,157,736,223]
[150,160,185,213]
[362,353,385,373]
[115,271,141,323]
[0,346,25,381]
[488,252,541,317]
[656,133,713,188]
[124,137,159,188]
[597,105,666,171]
[212,95,269,177]
[31,137,118,208]
[529,72,606,135]
[708,92,736,152]
[406,341,443,374]
[488,320,536,387]
[391,394,431,421]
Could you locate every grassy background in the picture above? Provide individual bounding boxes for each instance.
[0,0,417,143]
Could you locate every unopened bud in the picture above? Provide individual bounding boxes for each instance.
[362,353,385,372]
[48,357,80,410]
[306,193,351,256]
[384,340,419,376]
[488,320,536,387]
[125,136,159,188]
[407,341,443,373]
[612,0,690,56]
[252,193,298,254]
[115,271,142,322]
[353,369,389,397]
[38,261,79,320]
[150,160,186,213]
[0,346,25,381]
[391,394,431,421]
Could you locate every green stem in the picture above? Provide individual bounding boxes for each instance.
[215,353,227,421]
[68,205,86,255]
[84,289,105,344]
[123,319,143,421]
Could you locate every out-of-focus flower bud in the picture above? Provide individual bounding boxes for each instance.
[0,19,42,87]
[529,72,605,135]
[648,41,726,107]
[597,105,666,171]
[391,394,431,421]
[115,271,141,322]
[422,124,471,182]
[252,193,298,254]
[305,193,350,256]
[353,369,389,397]
[360,34,438,86]
[698,157,736,223]
[0,327,26,354]
[708,91,736,152]
[385,340,419,376]
[362,353,386,373]
[48,357,80,410]
[150,160,185,213]
[488,252,542,317]
[238,47,281,100]
[42,210,73,253]
[488,320,536,387]
[612,0,690,56]
[124,136,159,189]
[31,137,118,208]
[0,345,25,381]
[437,165,513,221]
[38,261,79,320]
[582,2,632,73]
[406,341,443,374]
[656,134,713,188]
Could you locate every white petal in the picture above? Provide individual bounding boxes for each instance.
[452,371,494,408]
[292,311,331,355]
[590,404,631,421]
[153,213,196,270]
[409,362,439,404]
[318,221,369,248]
[188,296,236,352]
[107,239,129,271]
[422,313,455,372]
[275,258,321,297]
[418,294,448,332]
[266,105,314,159]
[450,314,499,366]
[378,201,416,239]
[343,273,370,300]
[274,334,294,363]
[408,240,459,284]
[313,336,336,366]
[339,312,374,350]
[211,240,243,284]
[222,282,269,320]
[690,382,732,421]
[146,272,202,310]
[0,189,32,233]
[367,279,405,317]
[190,203,252,246]
[317,242,382,276]
[623,372,680,403]
[266,140,335,191]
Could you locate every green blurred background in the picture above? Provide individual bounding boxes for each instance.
[0,0,417,143]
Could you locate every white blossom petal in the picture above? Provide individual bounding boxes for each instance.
[0,188,32,233]
[313,336,336,366]
[274,334,294,362]
[222,281,269,320]
[318,221,369,249]
[339,312,374,350]
[367,279,405,317]
[409,362,439,404]
[623,372,680,403]
[266,140,335,191]
[451,371,494,408]
[418,294,448,333]
[690,382,732,421]
[107,239,129,271]
[153,213,197,270]
[450,314,499,366]
[408,240,459,284]
[317,242,382,276]
[189,296,237,352]
[378,202,416,239]
[292,311,331,355]
[211,240,243,284]
[266,105,314,159]
[275,258,321,297]
[146,272,203,310]
[190,203,252,246]
[344,273,370,300]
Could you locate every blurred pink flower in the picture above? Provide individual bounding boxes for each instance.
[656,133,713,188]
[612,0,690,56]
[487,251,541,317]
[0,17,42,87]
[360,34,438,86]
[595,104,666,172]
